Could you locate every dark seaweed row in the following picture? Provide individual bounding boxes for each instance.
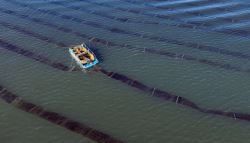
[143,0,245,21]
[44,0,250,58]
[0,22,67,47]
[0,19,244,79]
[119,0,250,37]
[1,9,249,75]
[100,67,250,123]
[0,39,69,71]
[6,0,250,61]
[143,0,250,31]
[181,1,250,36]
[0,39,71,71]
[47,0,159,25]
[1,36,250,124]
[134,0,236,19]
[54,0,202,27]
[121,0,250,37]
[2,0,250,122]
[76,0,250,38]
[0,85,124,143]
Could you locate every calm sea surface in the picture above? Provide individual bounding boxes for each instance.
[1,0,250,143]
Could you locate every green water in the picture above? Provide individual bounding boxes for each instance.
[1,0,250,142]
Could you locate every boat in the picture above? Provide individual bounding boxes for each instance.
[69,43,99,69]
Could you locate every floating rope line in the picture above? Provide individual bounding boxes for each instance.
[4,0,250,60]
[0,18,249,75]
[1,40,250,123]
[11,0,246,39]
[109,0,250,37]
[137,0,240,24]
[0,85,124,143]
[0,39,69,71]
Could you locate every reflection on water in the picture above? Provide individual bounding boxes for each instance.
[1,0,250,143]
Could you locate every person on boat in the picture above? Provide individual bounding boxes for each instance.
[81,57,89,65]
[73,48,77,54]
[78,54,88,63]
[75,48,80,55]
[79,48,84,53]
[79,55,83,60]
[81,60,87,64]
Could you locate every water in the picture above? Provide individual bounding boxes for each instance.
[1,0,250,142]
